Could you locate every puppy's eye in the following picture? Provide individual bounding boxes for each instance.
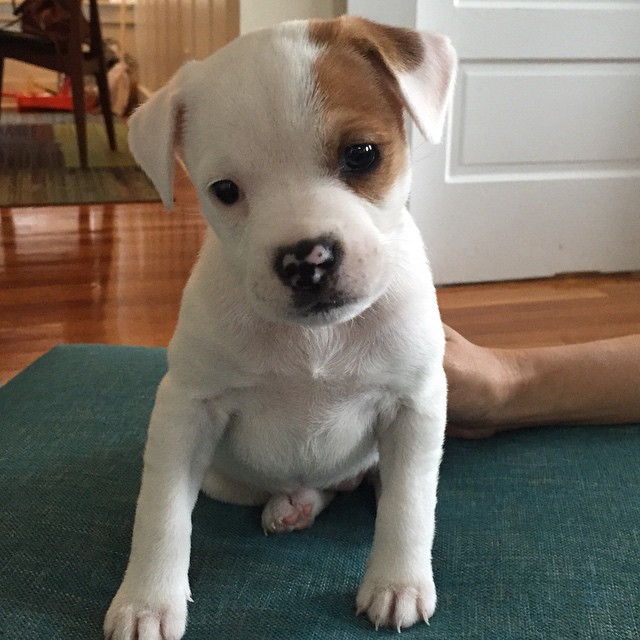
[209,180,240,205]
[339,143,380,175]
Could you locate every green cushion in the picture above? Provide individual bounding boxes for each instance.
[0,345,638,639]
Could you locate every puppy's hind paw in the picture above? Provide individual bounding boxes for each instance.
[261,488,334,534]
[261,492,314,534]
[356,579,436,631]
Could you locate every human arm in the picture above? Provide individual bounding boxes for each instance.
[444,326,640,438]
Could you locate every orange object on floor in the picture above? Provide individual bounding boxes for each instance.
[15,76,95,112]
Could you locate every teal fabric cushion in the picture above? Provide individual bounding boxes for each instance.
[0,345,638,639]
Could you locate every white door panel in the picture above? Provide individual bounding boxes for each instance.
[423,4,640,60]
[348,0,640,284]
[450,62,640,180]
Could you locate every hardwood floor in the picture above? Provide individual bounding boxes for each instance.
[2,174,639,383]
[438,273,640,348]
[0,175,205,382]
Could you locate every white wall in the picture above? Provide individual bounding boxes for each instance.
[240,0,345,34]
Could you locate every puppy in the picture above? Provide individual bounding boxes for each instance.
[105,16,456,639]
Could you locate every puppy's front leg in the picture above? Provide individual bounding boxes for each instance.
[105,374,223,640]
[357,370,447,631]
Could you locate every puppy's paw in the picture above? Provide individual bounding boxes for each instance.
[261,488,335,534]
[104,583,189,640]
[356,576,436,631]
[261,491,316,534]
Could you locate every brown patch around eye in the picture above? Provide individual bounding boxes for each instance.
[309,21,411,203]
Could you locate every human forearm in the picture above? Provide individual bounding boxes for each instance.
[501,335,640,427]
[444,327,640,438]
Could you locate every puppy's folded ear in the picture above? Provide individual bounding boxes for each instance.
[313,17,457,144]
[392,30,457,144]
[128,63,193,211]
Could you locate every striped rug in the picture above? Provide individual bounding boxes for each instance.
[0,112,159,207]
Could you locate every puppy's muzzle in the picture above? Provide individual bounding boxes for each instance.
[274,236,345,312]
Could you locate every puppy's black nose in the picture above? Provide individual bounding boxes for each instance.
[275,237,341,293]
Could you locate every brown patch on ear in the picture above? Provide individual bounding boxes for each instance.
[310,16,425,74]
[309,17,417,203]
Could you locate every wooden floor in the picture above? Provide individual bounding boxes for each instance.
[1,175,639,383]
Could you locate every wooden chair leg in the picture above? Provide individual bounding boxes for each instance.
[0,57,4,124]
[69,67,88,169]
[95,70,117,151]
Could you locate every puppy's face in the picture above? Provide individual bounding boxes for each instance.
[129,18,456,326]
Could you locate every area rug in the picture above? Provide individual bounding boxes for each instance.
[0,112,160,207]
[0,344,638,639]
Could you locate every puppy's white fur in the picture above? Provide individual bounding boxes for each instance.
[105,18,456,639]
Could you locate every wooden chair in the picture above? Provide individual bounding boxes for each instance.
[0,0,116,168]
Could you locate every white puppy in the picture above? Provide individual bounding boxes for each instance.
[105,16,456,639]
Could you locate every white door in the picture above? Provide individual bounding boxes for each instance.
[348,0,640,284]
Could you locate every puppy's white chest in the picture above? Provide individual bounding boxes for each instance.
[213,370,393,491]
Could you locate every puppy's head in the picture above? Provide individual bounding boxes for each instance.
[129,17,456,326]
